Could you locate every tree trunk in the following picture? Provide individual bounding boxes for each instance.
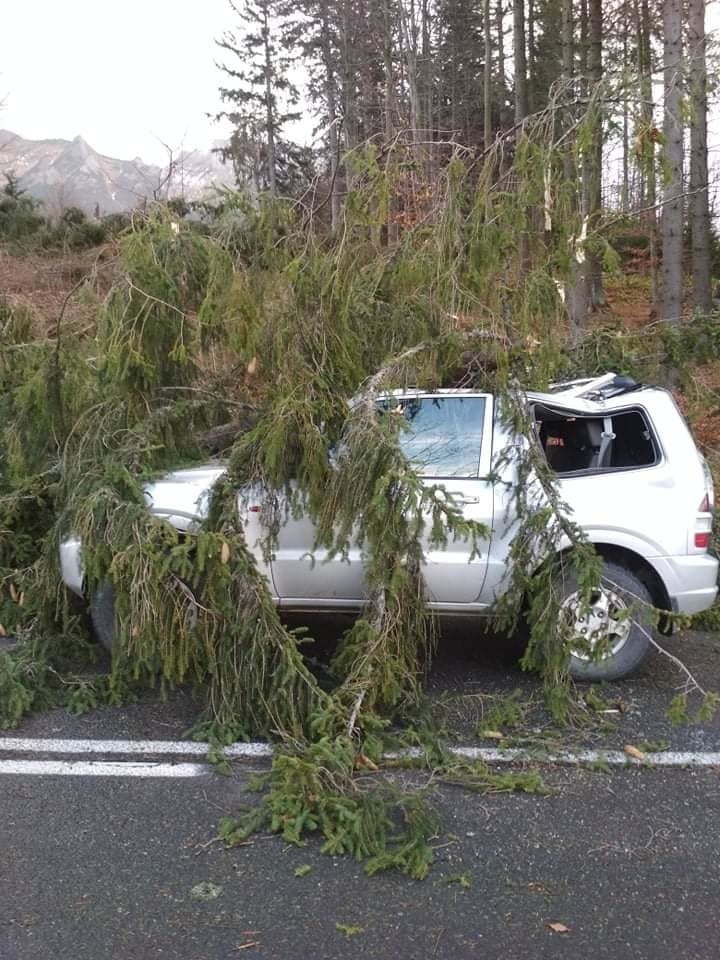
[561,0,573,96]
[421,0,432,143]
[661,0,684,325]
[561,0,574,190]
[483,0,493,151]
[496,0,506,99]
[341,0,358,152]
[527,0,535,113]
[496,0,508,173]
[356,0,376,142]
[513,0,528,124]
[399,0,420,144]
[263,7,277,195]
[688,0,712,313]
[621,19,629,213]
[513,0,530,277]
[585,0,604,309]
[383,0,396,142]
[636,0,658,305]
[561,0,587,335]
[319,0,341,230]
[383,0,398,243]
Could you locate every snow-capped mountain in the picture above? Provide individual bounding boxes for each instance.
[0,129,234,215]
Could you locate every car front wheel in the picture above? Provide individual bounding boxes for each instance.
[89,581,117,653]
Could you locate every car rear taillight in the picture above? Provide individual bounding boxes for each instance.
[700,457,715,512]
[694,463,714,551]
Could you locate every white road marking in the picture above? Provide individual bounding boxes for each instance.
[0,737,272,758]
[0,759,207,778]
[448,746,720,767]
[0,737,718,774]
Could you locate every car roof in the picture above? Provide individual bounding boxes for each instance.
[527,373,659,414]
[378,374,661,415]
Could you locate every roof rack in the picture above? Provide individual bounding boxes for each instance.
[548,373,642,402]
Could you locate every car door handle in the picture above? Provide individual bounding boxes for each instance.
[448,492,481,505]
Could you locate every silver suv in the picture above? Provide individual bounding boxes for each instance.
[60,373,718,681]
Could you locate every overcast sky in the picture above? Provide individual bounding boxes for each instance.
[0,0,239,163]
[1,0,718,166]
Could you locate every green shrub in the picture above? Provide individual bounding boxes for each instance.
[0,175,45,248]
[36,209,109,251]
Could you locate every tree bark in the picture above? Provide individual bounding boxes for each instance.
[585,0,604,309]
[383,0,399,243]
[513,0,528,124]
[561,0,587,335]
[496,0,506,99]
[383,0,397,142]
[688,0,712,313]
[483,0,493,151]
[561,0,573,96]
[635,0,658,305]
[561,0,574,192]
[319,0,341,230]
[262,5,277,196]
[527,0,535,113]
[496,0,508,173]
[399,0,420,144]
[513,0,530,276]
[661,0,684,324]
[420,0,432,143]
[341,0,359,152]
[621,17,629,213]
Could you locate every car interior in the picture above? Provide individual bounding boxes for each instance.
[534,405,658,474]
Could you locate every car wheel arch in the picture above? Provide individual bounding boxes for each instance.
[523,541,671,617]
[589,543,671,614]
[545,542,672,636]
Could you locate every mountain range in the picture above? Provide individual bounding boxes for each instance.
[0,129,234,215]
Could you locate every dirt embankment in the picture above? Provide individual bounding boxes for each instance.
[0,246,117,336]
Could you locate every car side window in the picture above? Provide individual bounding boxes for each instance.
[382,396,486,478]
[536,407,658,474]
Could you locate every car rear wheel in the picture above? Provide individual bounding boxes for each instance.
[559,560,654,681]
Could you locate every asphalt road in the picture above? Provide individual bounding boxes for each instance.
[1,763,718,960]
[1,625,719,959]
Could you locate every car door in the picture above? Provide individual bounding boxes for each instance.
[270,393,495,607]
[269,492,367,605]
[402,394,495,605]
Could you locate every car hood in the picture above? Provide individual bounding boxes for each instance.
[143,464,227,530]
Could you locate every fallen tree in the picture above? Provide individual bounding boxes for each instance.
[1,120,717,876]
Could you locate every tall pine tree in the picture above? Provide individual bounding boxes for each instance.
[216,0,302,195]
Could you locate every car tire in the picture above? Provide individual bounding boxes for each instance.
[89,577,202,655]
[89,581,117,653]
[559,560,654,682]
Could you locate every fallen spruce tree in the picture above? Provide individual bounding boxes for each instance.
[1,124,718,876]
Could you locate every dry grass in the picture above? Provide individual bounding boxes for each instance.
[597,276,657,330]
[675,359,720,458]
[0,245,117,336]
